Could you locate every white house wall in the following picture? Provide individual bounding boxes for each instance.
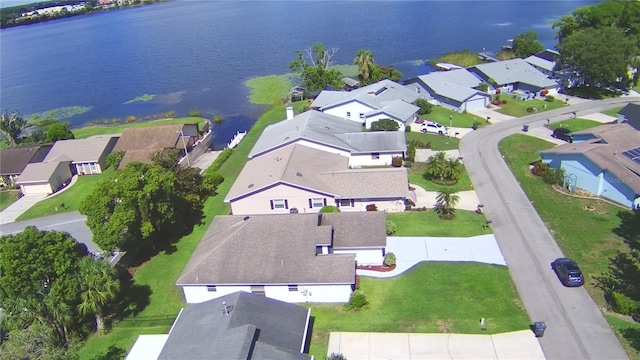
[349,152,403,167]
[334,248,384,266]
[21,183,53,195]
[322,102,373,124]
[295,139,351,158]
[182,285,251,303]
[182,284,352,304]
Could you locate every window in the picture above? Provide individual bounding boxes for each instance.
[288,285,298,292]
[270,199,288,210]
[89,163,98,174]
[346,111,351,118]
[206,285,217,292]
[338,199,354,207]
[359,113,365,119]
[372,152,380,159]
[415,86,421,93]
[309,198,325,208]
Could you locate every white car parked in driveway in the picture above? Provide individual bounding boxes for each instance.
[420,121,448,135]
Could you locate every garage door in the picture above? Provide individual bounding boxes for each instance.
[21,183,52,195]
[465,97,487,112]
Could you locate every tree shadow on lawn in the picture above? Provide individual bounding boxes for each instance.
[613,210,640,250]
[621,327,640,353]
[89,345,127,360]
[113,268,152,320]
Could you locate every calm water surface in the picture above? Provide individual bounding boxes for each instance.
[0,1,597,146]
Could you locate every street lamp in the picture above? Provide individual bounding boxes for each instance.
[177,130,191,167]
[449,115,453,137]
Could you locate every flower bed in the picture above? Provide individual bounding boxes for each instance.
[357,264,397,272]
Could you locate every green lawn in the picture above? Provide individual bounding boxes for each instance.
[431,50,484,68]
[16,168,115,221]
[602,107,623,118]
[408,162,474,193]
[78,101,310,359]
[548,118,604,132]
[499,134,639,359]
[0,189,20,211]
[420,107,487,128]
[387,211,492,237]
[405,132,460,151]
[495,97,565,117]
[245,74,296,105]
[72,117,206,139]
[306,263,529,358]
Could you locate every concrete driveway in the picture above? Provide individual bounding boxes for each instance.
[410,183,479,212]
[0,193,47,225]
[327,330,545,360]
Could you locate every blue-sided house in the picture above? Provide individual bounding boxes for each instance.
[539,123,640,210]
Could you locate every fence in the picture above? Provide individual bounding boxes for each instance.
[115,314,177,328]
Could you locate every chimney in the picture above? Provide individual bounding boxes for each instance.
[286,106,294,120]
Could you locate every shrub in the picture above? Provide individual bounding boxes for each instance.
[386,220,397,235]
[105,151,125,169]
[542,167,565,185]
[404,160,412,168]
[531,161,549,176]
[327,353,348,360]
[125,116,137,123]
[406,145,416,162]
[207,148,233,172]
[526,107,535,113]
[610,291,640,315]
[213,115,223,124]
[346,290,368,310]
[384,252,396,266]
[405,125,411,132]
[370,118,400,131]
[391,156,403,167]
[320,205,340,213]
[545,95,555,102]
[366,204,378,211]
[165,111,175,118]
[414,98,433,115]
[204,172,224,188]
[188,110,202,117]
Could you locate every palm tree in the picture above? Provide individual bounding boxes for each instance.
[78,257,120,333]
[423,151,447,181]
[443,157,464,183]
[0,110,27,147]
[354,49,375,84]
[435,187,460,218]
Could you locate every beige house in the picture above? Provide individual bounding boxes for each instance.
[43,135,119,175]
[17,161,72,195]
[0,145,52,187]
[225,144,408,215]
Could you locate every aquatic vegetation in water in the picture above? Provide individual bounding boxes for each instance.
[408,59,426,66]
[27,106,93,122]
[123,94,156,104]
[245,74,293,105]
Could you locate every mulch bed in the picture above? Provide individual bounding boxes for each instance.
[356,264,397,272]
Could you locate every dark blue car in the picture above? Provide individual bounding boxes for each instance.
[552,258,584,287]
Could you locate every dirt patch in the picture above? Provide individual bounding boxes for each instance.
[436,319,454,333]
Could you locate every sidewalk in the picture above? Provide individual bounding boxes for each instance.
[410,183,479,211]
[358,234,506,278]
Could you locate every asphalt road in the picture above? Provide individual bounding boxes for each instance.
[0,211,100,254]
[460,97,639,360]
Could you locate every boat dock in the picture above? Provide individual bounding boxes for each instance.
[226,131,246,149]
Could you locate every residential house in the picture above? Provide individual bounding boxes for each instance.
[539,123,640,209]
[249,109,406,168]
[311,79,420,131]
[175,212,387,304]
[617,103,640,130]
[126,292,312,360]
[226,144,408,215]
[42,135,119,175]
[112,123,199,167]
[468,58,559,95]
[16,160,72,195]
[0,144,52,187]
[404,69,491,112]
[524,49,559,76]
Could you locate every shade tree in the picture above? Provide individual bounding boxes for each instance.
[290,43,344,91]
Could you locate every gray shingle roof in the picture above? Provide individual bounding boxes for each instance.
[158,292,311,360]
[249,110,406,158]
[410,69,490,103]
[312,79,419,112]
[539,123,640,193]
[524,55,555,72]
[17,161,70,183]
[364,99,420,122]
[176,214,358,285]
[320,212,387,248]
[470,58,557,88]
[44,135,118,163]
[226,144,408,202]
[618,103,640,130]
[0,145,51,176]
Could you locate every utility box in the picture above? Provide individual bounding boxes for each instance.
[533,321,546,337]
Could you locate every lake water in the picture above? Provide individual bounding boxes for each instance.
[0,0,597,147]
